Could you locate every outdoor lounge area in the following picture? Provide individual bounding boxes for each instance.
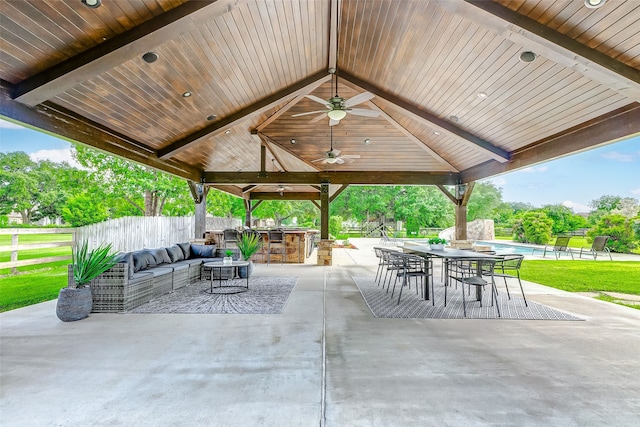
[2,238,639,426]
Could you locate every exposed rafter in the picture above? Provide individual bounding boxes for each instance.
[329,184,349,203]
[328,0,340,71]
[249,192,320,201]
[258,133,323,171]
[0,81,201,181]
[461,103,640,182]
[203,171,459,185]
[11,1,243,106]
[365,101,458,171]
[453,0,640,101]
[340,72,511,163]
[158,71,331,160]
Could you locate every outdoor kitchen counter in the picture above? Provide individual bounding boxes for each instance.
[203,229,318,264]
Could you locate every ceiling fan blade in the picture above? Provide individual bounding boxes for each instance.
[348,108,380,117]
[329,118,340,126]
[312,158,326,163]
[340,154,361,159]
[306,95,331,107]
[336,158,345,164]
[344,92,374,107]
[309,113,327,123]
[331,149,341,156]
[292,110,328,118]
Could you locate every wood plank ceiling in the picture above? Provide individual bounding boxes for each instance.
[1,0,639,201]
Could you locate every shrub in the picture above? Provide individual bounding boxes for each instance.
[514,211,553,244]
[329,215,343,239]
[587,214,637,253]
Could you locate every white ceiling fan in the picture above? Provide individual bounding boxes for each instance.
[292,4,379,126]
[312,127,360,165]
[275,184,292,196]
[292,70,379,126]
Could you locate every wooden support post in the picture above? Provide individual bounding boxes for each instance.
[320,182,330,240]
[437,182,475,241]
[189,181,208,239]
[244,199,252,228]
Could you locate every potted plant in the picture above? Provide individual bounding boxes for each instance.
[428,237,447,250]
[237,232,262,278]
[56,240,118,322]
[223,249,234,265]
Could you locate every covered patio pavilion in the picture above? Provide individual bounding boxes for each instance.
[2,238,640,426]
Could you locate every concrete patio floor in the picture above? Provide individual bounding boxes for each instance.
[1,238,639,426]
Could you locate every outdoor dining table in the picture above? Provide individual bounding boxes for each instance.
[401,244,501,301]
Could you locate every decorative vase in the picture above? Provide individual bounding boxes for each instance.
[56,287,93,322]
[430,244,445,250]
[223,256,233,265]
[238,260,254,279]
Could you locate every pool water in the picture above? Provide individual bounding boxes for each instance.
[475,241,536,255]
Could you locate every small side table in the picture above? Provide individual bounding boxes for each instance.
[202,261,250,294]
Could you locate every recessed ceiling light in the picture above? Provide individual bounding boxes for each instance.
[433,131,440,136]
[81,0,102,8]
[519,51,537,63]
[584,0,606,8]
[224,129,231,134]
[290,139,296,144]
[142,52,158,63]
[477,92,488,99]
[449,115,459,123]
[206,115,217,121]
[364,138,371,145]
[182,91,192,98]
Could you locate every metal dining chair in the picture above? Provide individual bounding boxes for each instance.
[223,229,240,248]
[446,258,500,317]
[491,254,527,306]
[391,253,434,305]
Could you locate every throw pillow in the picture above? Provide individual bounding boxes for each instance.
[177,242,191,259]
[115,252,135,279]
[166,245,184,262]
[132,251,149,272]
[190,244,216,258]
[149,247,171,265]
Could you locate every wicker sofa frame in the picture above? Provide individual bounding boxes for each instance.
[69,244,240,313]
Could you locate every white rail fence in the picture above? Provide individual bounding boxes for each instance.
[75,216,242,252]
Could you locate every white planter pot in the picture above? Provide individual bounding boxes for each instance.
[430,244,445,250]
[223,257,233,265]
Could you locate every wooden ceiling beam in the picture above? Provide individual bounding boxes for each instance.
[203,171,459,185]
[159,71,330,159]
[339,72,511,163]
[254,75,331,131]
[250,192,320,201]
[11,0,242,106]
[452,0,640,101]
[328,0,340,71]
[0,81,201,181]
[460,103,640,182]
[365,101,458,171]
[209,185,244,198]
[258,133,323,171]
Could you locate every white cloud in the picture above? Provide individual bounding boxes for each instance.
[488,177,507,186]
[562,200,592,213]
[631,188,640,196]
[30,148,81,168]
[0,119,25,129]
[520,166,548,173]
[601,151,635,162]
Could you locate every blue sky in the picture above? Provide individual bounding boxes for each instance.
[1,118,638,213]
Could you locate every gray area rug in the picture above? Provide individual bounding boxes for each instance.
[352,276,582,320]
[128,276,297,314]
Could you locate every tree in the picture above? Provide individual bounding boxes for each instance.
[589,195,622,211]
[540,204,587,234]
[394,186,453,233]
[0,152,72,224]
[513,211,553,244]
[206,189,245,219]
[467,182,503,221]
[73,145,192,216]
[588,214,636,253]
[253,200,298,227]
[61,192,109,227]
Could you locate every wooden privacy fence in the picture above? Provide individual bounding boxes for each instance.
[0,228,75,274]
[75,216,196,253]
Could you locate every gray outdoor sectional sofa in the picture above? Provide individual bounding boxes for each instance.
[81,242,240,313]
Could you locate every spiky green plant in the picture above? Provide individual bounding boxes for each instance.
[237,232,263,260]
[71,240,118,288]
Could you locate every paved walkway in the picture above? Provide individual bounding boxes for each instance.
[1,238,639,426]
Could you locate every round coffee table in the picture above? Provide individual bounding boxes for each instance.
[202,261,250,294]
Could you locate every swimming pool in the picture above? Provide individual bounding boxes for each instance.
[475,241,538,255]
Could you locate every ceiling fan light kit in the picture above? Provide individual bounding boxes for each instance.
[327,109,347,121]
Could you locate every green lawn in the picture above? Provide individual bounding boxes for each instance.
[0,262,69,312]
[0,233,72,275]
[520,261,640,295]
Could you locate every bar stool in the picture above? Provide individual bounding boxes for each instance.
[223,229,239,248]
[267,229,285,265]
